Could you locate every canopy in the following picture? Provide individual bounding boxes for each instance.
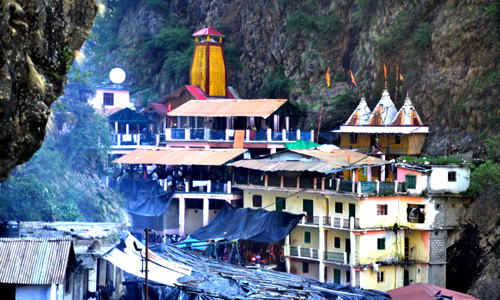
[191,203,304,243]
[167,99,288,118]
[107,107,154,124]
[230,149,390,174]
[285,139,319,149]
[120,178,175,216]
[114,148,247,166]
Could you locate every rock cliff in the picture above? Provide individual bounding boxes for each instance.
[0,0,97,182]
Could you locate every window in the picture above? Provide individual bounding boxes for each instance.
[448,171,457,182]
[103,93,114,106]
[335,202,343,214]
[377,271,385,282]
[302,262,309,273]
[350,133,357,144]
[405,175,417,189]
[252,195,262,207]
[304,231,311,243]
[377,204,388,215]
[346,270,351,283]
[395,134,402,144]
[276,197,286,211]
[334,237,341,248]
[377,238,386,250]
[407,204,426,223]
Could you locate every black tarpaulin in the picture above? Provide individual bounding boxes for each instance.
[119,178,175,216]
[191,203,304,242]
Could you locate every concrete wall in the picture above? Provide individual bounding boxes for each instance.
[90,88,131,109]
[16,285,51,300]
[289,259,319,281]
[324,264,351,285]
[428,166,469,194]
[290,226,320,249]
[164,198,180,234]
[359,264,429,292]
[185,209,204,234]
[431,196,468,228]
[396,168,424,194]
[324,228,350,252]
[428,264,446,288]
[429,230,447,263]
[357,230,402,265]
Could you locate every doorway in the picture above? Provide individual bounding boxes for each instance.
[303,199,313,223]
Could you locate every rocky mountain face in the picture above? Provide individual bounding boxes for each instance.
[91,0,499,156]
[0,0,98,182]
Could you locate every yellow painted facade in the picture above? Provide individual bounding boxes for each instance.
[339,133,426,156]
[208,45,226,96]
[190,45,206,90]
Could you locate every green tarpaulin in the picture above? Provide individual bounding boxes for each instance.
[285,140,320,149]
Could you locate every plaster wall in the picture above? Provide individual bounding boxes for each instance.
[359,264,429,292]
[396,169,424,194]
[357,230,403,265]
[324,195,360,219]
[290,226,319,249]
[324,264,351,285]
[90,88,131,109]
[324,229,350,252]
[431,196,468,228]
[185,209,203,234]
[428,166,469,194]
[428,264,446,287]
[289,259,319,281]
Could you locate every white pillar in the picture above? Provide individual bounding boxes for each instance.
[367,167,372,181]
[285,257,291,274]
[381,155,386,181]
[286,116,289,130]
[350,219,355,265]
[267,128,272,142]
[310,130,314,142]
[282,128,287,141]
[297,129,301,140]
[227,181,232,194]
[270,148,277,154]
[319,218,325,283]
[115,122,118,133]
[185,128,190,140]
[179,197,185,234]
[203,197,209,226]
[126,124,129,134]
[245,129,250,142]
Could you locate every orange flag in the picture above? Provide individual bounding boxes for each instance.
[400,74,404,83]
[384,64,387,80]
[326,68,330,87]
[350,70,357,87]
[347,155,351,163]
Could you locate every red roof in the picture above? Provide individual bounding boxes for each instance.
[192,26,225,37]
[387,283,480,300]
[186,85,208,100]
[150,103,169,114]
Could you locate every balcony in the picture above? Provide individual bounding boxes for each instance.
[156,179,236,194]
[285,246,348,264]
[340,145,409,155]
[159,128,314,144]
[111,133,160,148]
[299,216,360,229]
[303,216,319,225]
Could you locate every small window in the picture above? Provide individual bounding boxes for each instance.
[377,271,385,282]
[335,202,343,214]
[436,204,441,210]
[103,93,114,106]
[448,171,457,182]
[350,133,357,144]
[407,204,426,223]
[377,238,386,250]
[252,195,262,207]
[334,237,341,248]
[304,232,311,243]
[395,134,402,145]
[346,270,351,282]
[377,204,388,216]
[405,175,417,189]
[302,262,309,273]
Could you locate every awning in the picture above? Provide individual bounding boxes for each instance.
[167,99,288,118]
[114,148,247,165]
[229,149,390,174]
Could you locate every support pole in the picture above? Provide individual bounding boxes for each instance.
[144,228,153,300]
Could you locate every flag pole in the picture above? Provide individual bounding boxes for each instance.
[316,81,327,148]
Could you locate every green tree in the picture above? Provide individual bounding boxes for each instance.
[468,136,500,198]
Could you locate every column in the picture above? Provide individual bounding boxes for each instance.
[88,260,97,296]
[98,259,106,286]
[381,155,386,181]
[179,196,185,235]
[126,124,129,134]
[319,218,325,283]
[350,217,355,265]
[270,148,277,154]
[367,167,372,181]
[115,122,118,133]
[354,168,359,182]
[203,197,210,226]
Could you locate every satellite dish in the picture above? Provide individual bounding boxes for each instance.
[109,68,126,84]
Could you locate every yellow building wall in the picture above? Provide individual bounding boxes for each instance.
[324,229,350,252]
[340,132,428,155]
[325,194,359,219]
[208,45,226,96]
[190,45,206,90]
[289,259,319,280]
[407,229,430,262]
[409,134,426,154]
[290,226,319,248]
[357,230,404,265]
[360,264,429,292]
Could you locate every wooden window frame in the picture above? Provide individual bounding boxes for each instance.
[304,231,311,243]
[377,238,386,250]
[377,271,385,282]
[252,195,262,207]
[103,93,114,106]
[448,171,457,182]
[302,262,309,273]
[335,202,343,214]
[405,175,417,189]
[334,237,341,248]
[377,204,388,216]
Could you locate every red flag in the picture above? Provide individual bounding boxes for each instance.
[350,70,357,87]
[326,68,330,87]
[348,155,351,163]
[384,64,387,80]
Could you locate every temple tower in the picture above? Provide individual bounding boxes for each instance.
[190,26,227,97]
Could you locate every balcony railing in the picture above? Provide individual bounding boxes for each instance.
[159,128,314,144]
[379,181,396,194]
[343,219,350,229]
[323,216,331,226]
[385,146,408,154]
[112,133,160,147]
[323,251,345,263]
[157,179,233,194]
[304,216,319,225]
[339,180,355,193]
[290,246,299,256]
[300,247,312,257]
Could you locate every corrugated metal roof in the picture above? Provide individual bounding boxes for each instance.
[0,237,72,285]
[192,26,225,37]
[114,148,247,166]
[229,149,389,173]
[185,85,208,100]
[167,99,287,118]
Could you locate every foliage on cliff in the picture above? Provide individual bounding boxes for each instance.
[0,69,128,223]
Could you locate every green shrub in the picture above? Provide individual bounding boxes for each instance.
[413,23,433,48]
[262,65,294,99]
[286,11,317,32]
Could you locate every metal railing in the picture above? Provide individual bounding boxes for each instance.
[171,129,185,140]
[343,219,350,229]
[304,216,319,225]
[312,249,319,259]
[323,251,344,263]
[354,218,360,229]
[339,180,354,193]
[190,129,205,140]
[323,216,331,226]
[300,247,312,258]
[290,246,299,256]
[379,181,395,194]
[140,134,156,145]
[333,217,341,228]
[359,181,377,193]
